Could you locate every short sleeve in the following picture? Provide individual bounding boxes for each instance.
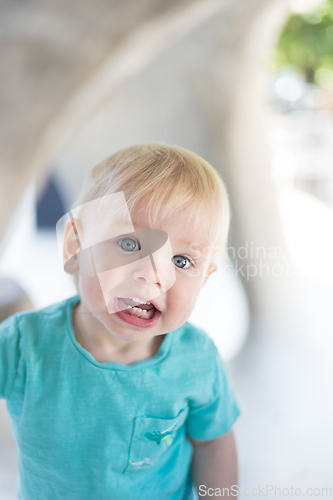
[186,348,240,440]
[0,314,21,400]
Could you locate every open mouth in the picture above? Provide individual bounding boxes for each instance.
[114,297,161,328]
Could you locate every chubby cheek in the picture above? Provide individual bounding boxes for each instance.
[166,283,200,326]
[79,275,107,313]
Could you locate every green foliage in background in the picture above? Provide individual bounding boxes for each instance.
[275,0,333,88]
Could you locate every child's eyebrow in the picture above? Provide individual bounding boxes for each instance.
[174,239,204,254]
[109,223,135,233]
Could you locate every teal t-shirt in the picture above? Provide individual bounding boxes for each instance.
[0,296,240,500]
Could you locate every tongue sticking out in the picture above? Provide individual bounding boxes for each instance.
[117,298,156,320]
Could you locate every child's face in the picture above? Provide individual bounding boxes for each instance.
[66,200,217,344]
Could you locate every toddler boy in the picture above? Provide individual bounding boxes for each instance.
[0,143,240,499]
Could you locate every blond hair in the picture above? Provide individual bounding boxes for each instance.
[73,143,230,258]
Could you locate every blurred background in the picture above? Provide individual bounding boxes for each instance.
[0,0,332,498]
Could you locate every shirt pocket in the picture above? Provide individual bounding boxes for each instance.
[124,407,188,473]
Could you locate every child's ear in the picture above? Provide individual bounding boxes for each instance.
[63,218,81,275]
[203,263,218,285]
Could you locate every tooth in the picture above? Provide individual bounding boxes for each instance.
[142,310,147,314]
[132,298,141,303]
[126,305,133,309]
[133,307,142,312]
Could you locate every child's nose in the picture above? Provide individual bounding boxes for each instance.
[132,256,161,287]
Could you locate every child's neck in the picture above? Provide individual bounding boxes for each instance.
[72,303,164,365]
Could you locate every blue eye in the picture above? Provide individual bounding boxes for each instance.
[172,255,191,269]
[118,237,140,252]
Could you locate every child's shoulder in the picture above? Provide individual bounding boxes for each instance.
[178,321,217,347]
[7,295,80,337]
[15,295,79,322]
[167,323,224,388]
[0,296,80,373]
[172,321,218,363]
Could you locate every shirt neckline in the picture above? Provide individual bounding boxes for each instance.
[65,295,176,371]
